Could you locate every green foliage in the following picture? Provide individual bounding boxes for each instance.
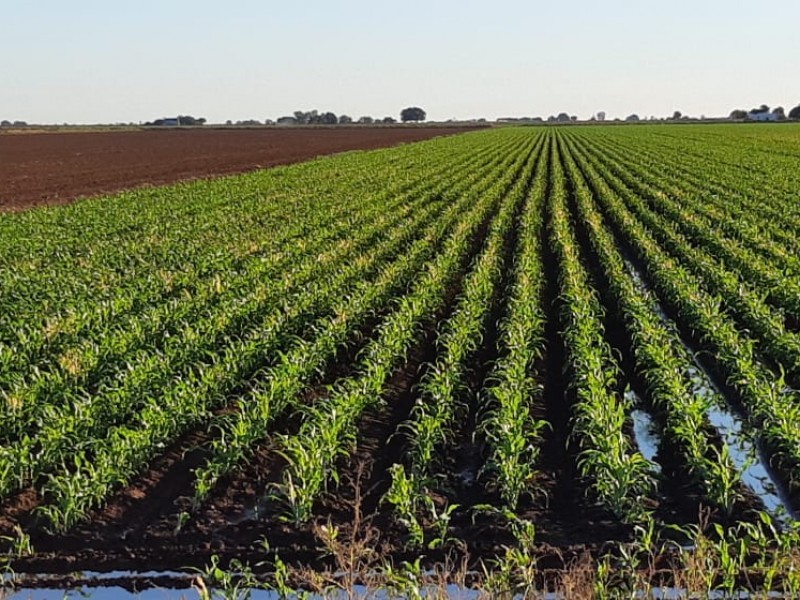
[4,123,800,595]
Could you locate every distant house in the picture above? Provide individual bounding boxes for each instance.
[747,108,778,122]
[147,117,180,126]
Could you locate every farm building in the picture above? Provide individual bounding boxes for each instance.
[748,109,779,121]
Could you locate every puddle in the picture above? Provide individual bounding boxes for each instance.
[622,259,795,522]
[624,260,671,323]
[706,404,795,522]
[456,468,476,487]
[629,403,661,471]
[3,584,789,599]
[451,441,482,489]
[3,582,484,599]
[231,495,272,525]
[1,567,792,599]
[6,588,193,599]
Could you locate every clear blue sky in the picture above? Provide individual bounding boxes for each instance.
[2,0,799,123]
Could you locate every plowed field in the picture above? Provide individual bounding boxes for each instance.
[0,126,480,210]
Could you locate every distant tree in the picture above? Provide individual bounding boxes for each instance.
[338,114,353,124]
[235,119,262,126]
[625,114,640,122]
[556,112,571,122]
[177,115,205,126]
[319,112,338,125]
[294,110,316,124]
[547,115,557,122]
[729,109,748,120]
[357,116,374,124]
[789,104,800,120]
[596,111,606,121]
[225,120,233,125]
[750,104,770,114]
[0,120,10,127]
[672,110,682,120]
[12,120,28,127]
[570,115,578,122]
[772,106,786,120]
[277,116,297,125]
[400,106,426,122]
[381,116,396,124]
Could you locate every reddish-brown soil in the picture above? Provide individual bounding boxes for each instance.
[0,126,482,210]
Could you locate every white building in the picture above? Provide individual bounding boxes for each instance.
[747,110,778,122]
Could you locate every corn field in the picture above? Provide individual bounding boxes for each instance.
[3,124,800,596]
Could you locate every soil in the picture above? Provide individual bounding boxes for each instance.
[0,126,482,211]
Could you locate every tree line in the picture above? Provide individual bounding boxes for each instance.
[140,107,427,127]
[274,106,426,125]
[729,104,800,120]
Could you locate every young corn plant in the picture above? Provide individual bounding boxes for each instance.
[550,135,655,525]
[479,135,550,511]
[561,132,745,517]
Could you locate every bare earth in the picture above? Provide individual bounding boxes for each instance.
[0,126,481,210]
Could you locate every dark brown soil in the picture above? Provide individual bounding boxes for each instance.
[0,126,483,210]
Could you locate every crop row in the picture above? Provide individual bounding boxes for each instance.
[562,128,800,505]
[3,125,799,559]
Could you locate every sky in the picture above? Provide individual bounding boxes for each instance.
[2,0,799,124]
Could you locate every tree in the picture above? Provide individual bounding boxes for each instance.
[556,112,571,122]
[319,112,338,125]
[729,109,748,120]
[772,106,786,120]
[400,106,426,122]
[382,116,396,124]
[293,109,321,124]
[789,104,800,120]
[625,114,640,122]
[596,111,606,121]
[672,110,682,120]
[177,115,205,126]
[357,116,374,124]
[338,114,353,124]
